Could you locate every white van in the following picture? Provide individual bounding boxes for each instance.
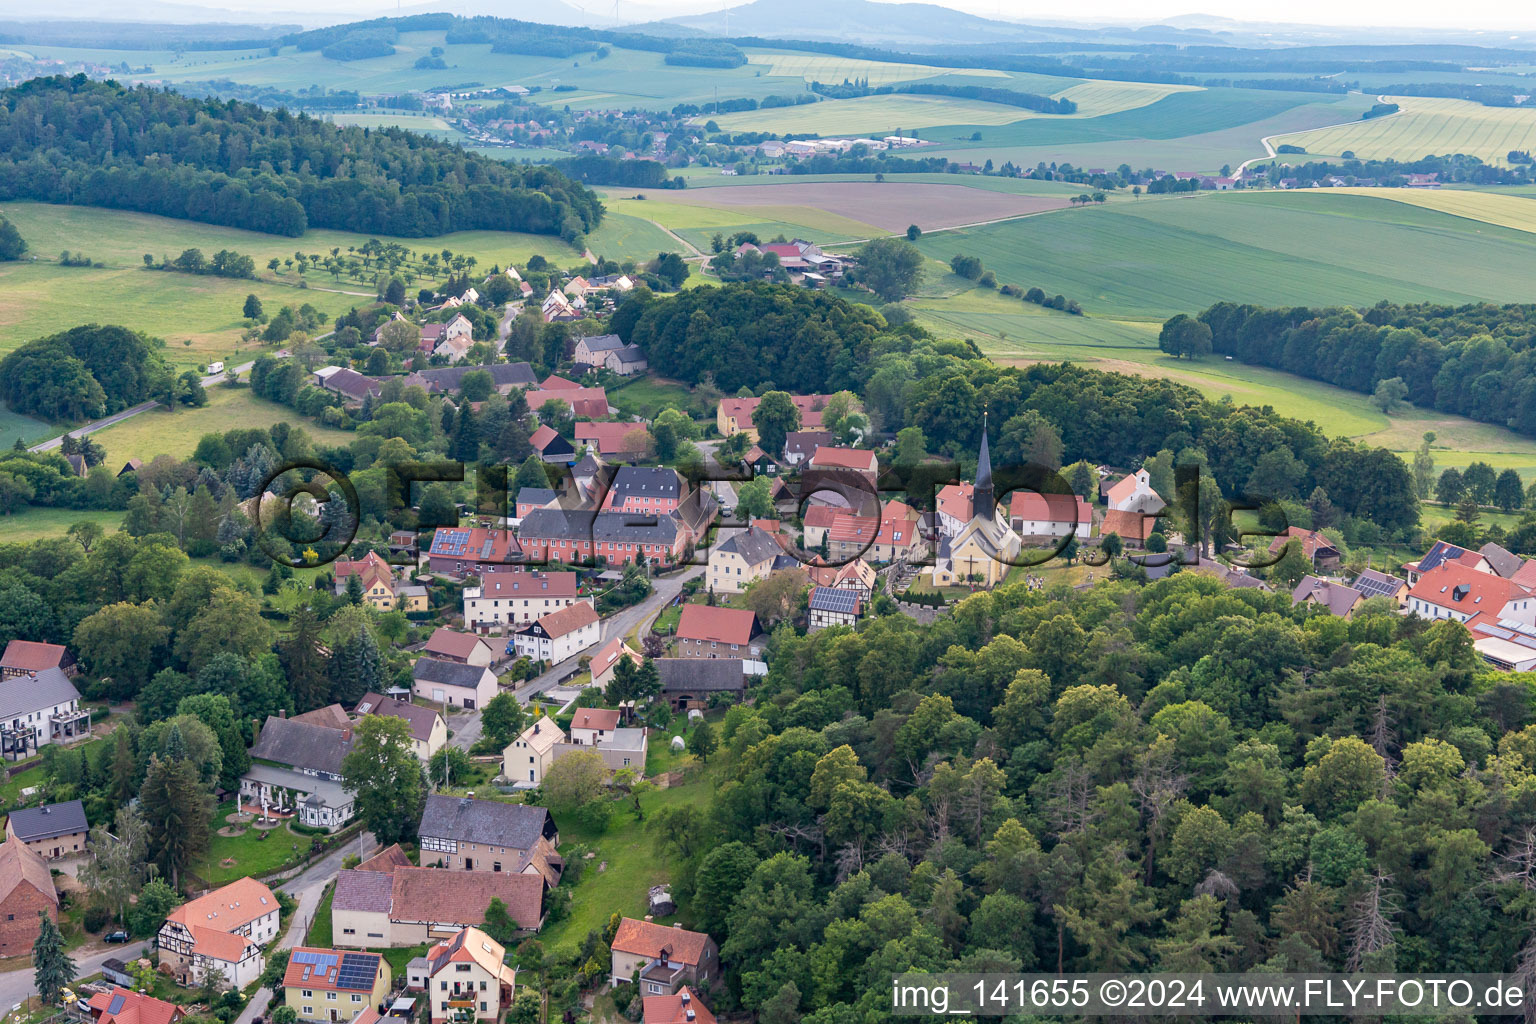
[207,361,225,375]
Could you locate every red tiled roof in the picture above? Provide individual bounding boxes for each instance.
[0,838,55,908]
[936,483,972,522]
[677,605,758,646]
[1008,491,1090,526]
[1267,527,1339,559]
[611,918,712,966]
[803,505,839,530]
[357,843,412,874]
[1407,561,1531,614]
[527,387,609,419]
[284,947,384,992]
[390,867,543,929]
[1101,508,1155,543]
[1106,470,1146,505]
[479,569,579,598]
[165,877,276,936]
[536,602,599,639]
[571,707,621,731]
[0,640,69,672]
[575,421,651,456]
[88,989,186,1024]
[718,394,832,432]
[530,424,563,452]
[643,988,717,1024]
[588,638,641,680]
[808,447,877,473]
[425,628,492,661]
[541,375,580,390]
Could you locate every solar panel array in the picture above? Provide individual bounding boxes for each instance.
[1479,619,1536,653]
[336,953,382,991]
[1352,571,1403,601]
[433,529,474,555]
[108,995,125,1015]
[292,950,339,968]
[810,587,860,614]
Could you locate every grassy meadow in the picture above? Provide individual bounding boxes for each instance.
[88,385,353,468]
[1321,187,1536,235]
[602,194,885,248]
[1271,95,1536,165]
[913,190,1536,319]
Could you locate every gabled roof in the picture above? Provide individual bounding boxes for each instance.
[423,925,522,978]
[611,918,712,965]
[165,877,277,936]
[354,693,441,744]
[87,988,185,1024]
[0,666,80,721]
[333,868,394,914]
[284,948,385,992]
[478,568,578,598]
[413,659,494,689]
[291,704,352,731]
[608,466,682,501]
[516,487,558,509]
[357,843,412,874]
[1008,491,1090,526]
[1292,575,1363,617]
[532,602,599,640]
[424,628,494,661]
[1352,568,1406,600]
[403,362,537,394]
[427,527,520,565]
[251,717,352,775]
[715,527,782,567]
[0,640,69,673]
[1481,542,1524,579]
[530,424,572,455]
[808,447,877,472]
[514,717,565,755]
[588,638,641,680]
[575,421,650,456]
[655,659,746,693]
[417,794,553,850]
[526,387,609,419]
[676,605,759,646]
[1407,561,1531,614]
[577,333,624,353]
[783,430,833,458]
[643,989,716,1024]
[1106,469,1150,505]
[571,707,621,732]
[809,586,860,615]
[0,835,56,908]
[1410,539,1470,575]
[719,395,833,432]
[7,799,87,842]
[1267,526,1340,559]
[1100,508,1155,543]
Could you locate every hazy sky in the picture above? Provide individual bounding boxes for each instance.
[611,0,1536,32]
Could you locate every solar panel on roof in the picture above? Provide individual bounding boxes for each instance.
[293,951,339,968]
[108,995,125,1015]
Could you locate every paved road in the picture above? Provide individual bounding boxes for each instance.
[447,565,704,751]
[232,830,380,1024]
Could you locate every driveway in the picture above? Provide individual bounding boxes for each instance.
[447,565,703,751]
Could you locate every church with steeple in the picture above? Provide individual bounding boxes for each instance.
[930,417,1022,588]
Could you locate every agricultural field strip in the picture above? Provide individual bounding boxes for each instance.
[1270,95,1536,165]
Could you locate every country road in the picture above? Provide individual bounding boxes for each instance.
[447,564,704,751]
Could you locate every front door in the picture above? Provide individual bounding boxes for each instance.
[465,857,474,870]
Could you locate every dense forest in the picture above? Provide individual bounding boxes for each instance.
[0,324,172,422]
[0,76,604,239]
[1194,300,1536,437]
[614,284,1419,533]
[655,569,1536,1020]
[810,80,1077,114]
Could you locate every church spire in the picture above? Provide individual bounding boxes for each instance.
[974,413,994,520]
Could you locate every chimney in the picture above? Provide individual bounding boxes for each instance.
[279,708,287,719]
[680,991,690,1005]
[673,922,682,929]
[685,1012,695,1022]
[251,717,261,746]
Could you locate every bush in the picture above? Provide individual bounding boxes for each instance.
[84,904,111,932]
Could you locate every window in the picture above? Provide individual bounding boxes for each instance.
[327,993,337,1001]
[304,991,313,998]
[304,1009,313,1016]
[343,928,356,935]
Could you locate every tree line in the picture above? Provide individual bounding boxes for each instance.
[1193,300,1536,438]
[0,324,172,423]
[0,75,604,240]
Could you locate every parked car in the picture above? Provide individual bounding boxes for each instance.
[104,931,130,943]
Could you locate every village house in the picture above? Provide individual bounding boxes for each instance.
[1008,491,1092,540]
[1292,575,1364,619]
[531,424,576,463]
[0,838,57,956]
[1403,540,1491,586]
[610,918,719,995]
[575,421,651,460]
[159,878,279,989]
[354,693,447,763]
[674,605,764,660]
[423,628,497,667]
[1100,508,1157,547]
[402,362,539,397]
[0,665,89,760]
[643,988,716,1024]
[464,569,586,633]
[806,446,879,483]
[332,858,544,948]
[283,947,392,1023]
[503,717,565,785]
[1353,567,1409,607]
[419,928,518,1024]
[0,639,76,678]
[589,637,643,689]
[418,794,561,880]
[707,526,783,594]
[804,558,878,602]
[86,989,186,1024]
[426,527,521,577]
[808,586,861,631]
[5,799,87,859]
[516,488,559,520]
[607,344,648,375]
[1406,562,1536,624]
[418,314,472,354]
[604,466,685,514]
[569,707,620,746]
[518,508,692,568]
[716,395,833,440]
[1269,527,1342,570]
[655,659,746,710]
[572,333,625,369]
[511,602,601,664]
[242,716,356,831]
[526,385,611,419]
[413,659,498,710]
[313,367,382,408]
[331,552,418,611]
[782,430,834,466]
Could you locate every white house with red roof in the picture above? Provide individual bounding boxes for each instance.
[0,640,76,679]
[1105,468,1165,514]
[463,569,587,633]
[588,637,643,688]
[674,605,763,660]
[510,603,601,663]
[807,446,878,482]
[158,877,279,989]
[423,628,497,667]
[569,707,621,745]
[1406,562,1536,625]
[643,987,716,1024]
[86,989,187,1024]
[1008,491,1092,540]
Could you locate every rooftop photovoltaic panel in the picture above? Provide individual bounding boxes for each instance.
[293,950,339,968]
[336,953,381,990]
[810,587,860,614]
[108,995,125,1015]
[1353,572,1402,600]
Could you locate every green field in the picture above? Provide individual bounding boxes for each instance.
[603,194,884,247]
[90,385,353,468]
[0,507,125,543]
[1324,186,1536,234]
[922,91,1373,174]
[1272,95,1536,166]
[915,190,1536,319]
[0,403,52,447]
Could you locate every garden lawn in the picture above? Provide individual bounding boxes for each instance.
[607,376,716,421]
[306,883,335,947]
[539,754,721,956]
[198,802,317,887]
[91,385,353,468]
